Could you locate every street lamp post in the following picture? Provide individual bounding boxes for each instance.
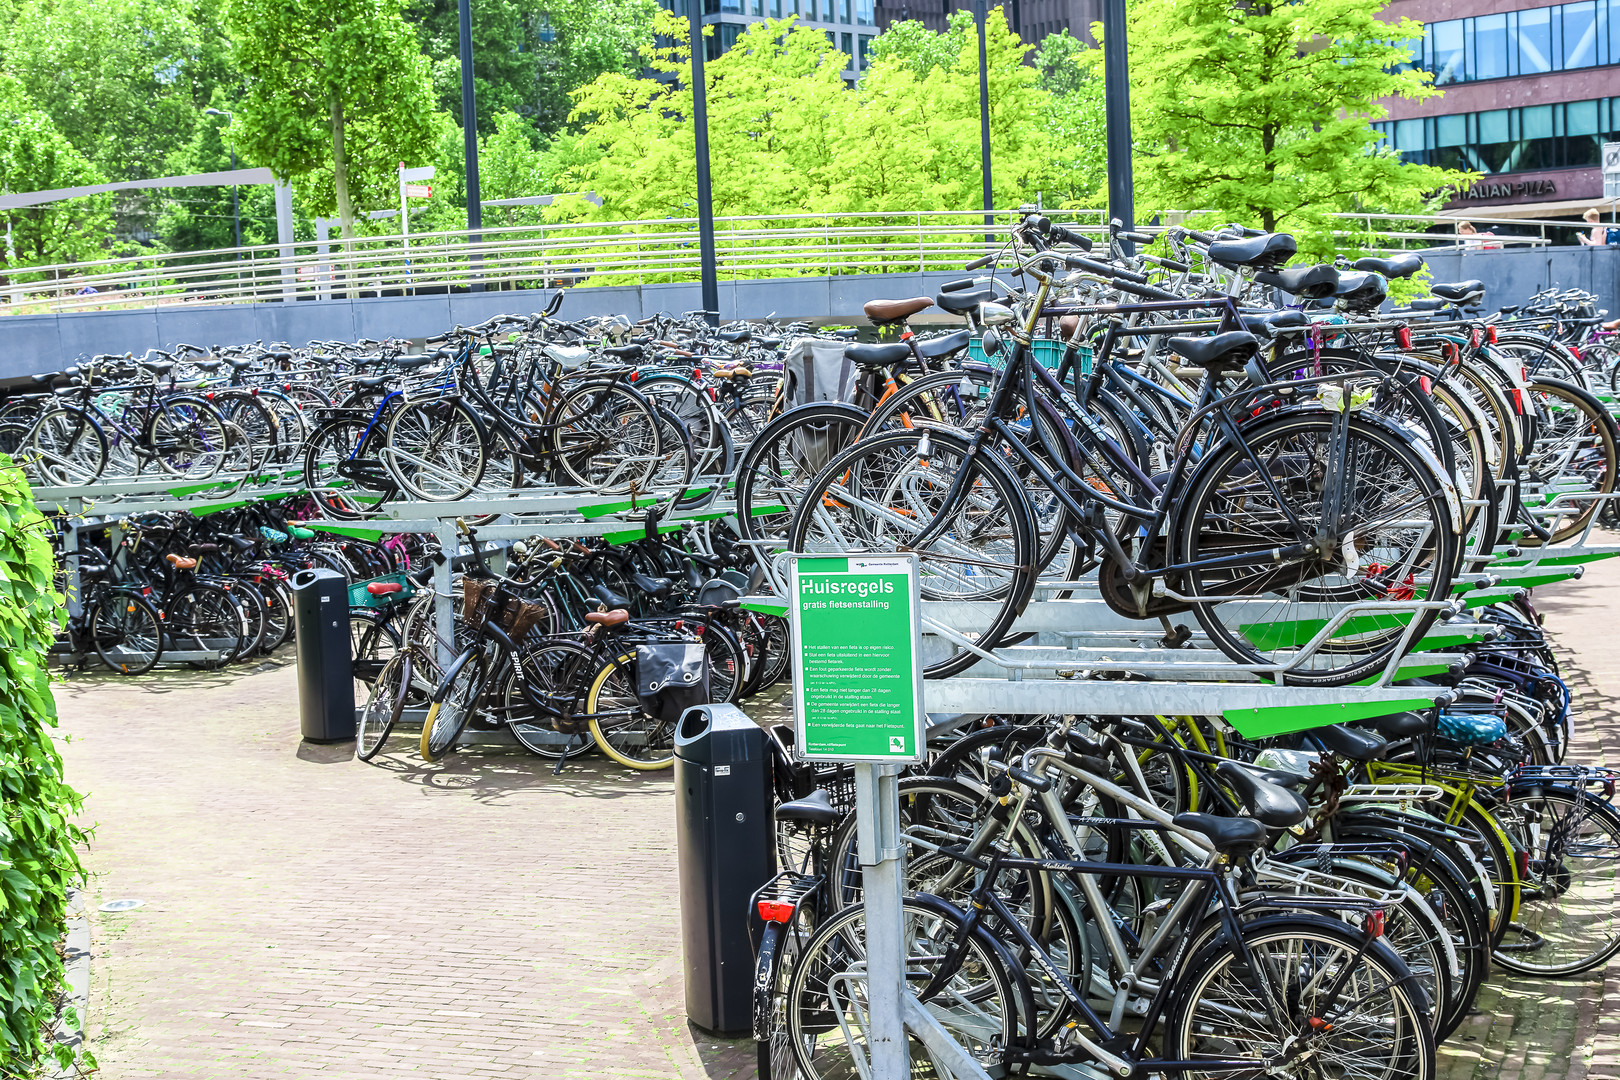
[1101,0,1137,251]
[689,0,720,326]
[975,0,992,246]
[203,108,241,254]
[458,0,485,291]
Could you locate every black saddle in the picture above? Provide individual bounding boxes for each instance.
[353,374,391,389]
[394,354,433,369]
[1353,253,1425,280]
[757,337,784,351]
[593,583,631,610]
[1207,233,1297,270]
[141,360,177,376]
[1404,298,1445,311]
[1333,271,1388,312]
[1254,263,1339,299]
[718,330,752,344]
[1361,711,1429,739]
[227,357,255,370]
[1173,812,1268,854]
[631,572,674,598]
[915,329,972,360]
[193,359,223,372]
[602,345,644,361]
[1431,280,1485,303]
[777,788,841,826]
[1240,309,1310,336]
[845,342,913,368]
[1302,723,1387,762]
[936,289,993,316]
[1215,760,1308,828]
[1166,330,1260,369]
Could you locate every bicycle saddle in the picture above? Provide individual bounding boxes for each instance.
[1361,711,1429,739]
[192,359,223,372]
[776,788,841,826]
[845,342,913,368]
[1166,330,1260,369]
[1207,232,1297,270]
[1058,315,1080,340]
[272,350,293,362]
[353,374,391,389]
[228,357,254,370]
[394,354,433,369]
[187,543,220,555]
[828,328,859,340]
[593,583,632,609]
[142,360,177,375]
[601,345,643,361]
[1430,280,1485,302]
[166,554,198,570]
[1172,812,1267,855]
[935,288,993,316]
[79,562,110,580]
[710,366,753,379]
[584,608,630,626]
[631,572,674,598]
[366,581,404,596]
[1435,711,1508,746]
[718,329,752,344]
[1353,253,1425,280]
[1214,760,1308,828]
[1404,298,1446,311]
[1254,262,1339,299]
[1240,309,1310,336]
[1332,271,1388,312]
[1301,724,1387,762]
[227,535,256,551]
[914,329,972,360]
[864,297,933,325]
[757,337,784,350]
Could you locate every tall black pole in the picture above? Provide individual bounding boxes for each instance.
[689,0,720,325]
[1102,0,1135,251]
[458,0,485,290]
[975,0,993,246]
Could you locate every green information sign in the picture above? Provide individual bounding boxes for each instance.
[789,553,925,763]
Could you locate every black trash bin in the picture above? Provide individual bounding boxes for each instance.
[674,703,775,1034]
[291,568,354,742]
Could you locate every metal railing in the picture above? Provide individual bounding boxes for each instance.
[0,208,1552,316]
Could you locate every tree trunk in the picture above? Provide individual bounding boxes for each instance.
[331,95,354,241]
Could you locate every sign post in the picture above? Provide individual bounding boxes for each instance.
[790,554,924,1080]
[398,164,435,292]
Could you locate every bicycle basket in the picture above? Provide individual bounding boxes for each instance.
[348,572,417,609]
[461,579,547,640]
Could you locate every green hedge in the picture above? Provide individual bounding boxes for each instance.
[0,464,86,1077]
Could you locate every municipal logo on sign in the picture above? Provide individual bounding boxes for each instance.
[1604,141,1620,176]
[889,736,906,753]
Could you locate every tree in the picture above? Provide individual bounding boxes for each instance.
[0,75,113,282]
[1113,0,1469,250]
[227,0,437,239]
[1032,30,1107,207]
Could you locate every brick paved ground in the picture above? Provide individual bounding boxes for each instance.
[53,536,1620,1079]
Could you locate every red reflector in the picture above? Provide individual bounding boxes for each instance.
[1470,328,1481,349]
[1571,344,1583,360]
[1396,326,1414,350]
[1518,850,1531,877]
[1369,909,1385,938]
[1511,388,1525,414]
[1418,375,1433,396]
[693,369,702,380]
[1487,325,1498,344]
[628,371,638,381]
[758,900,795,923]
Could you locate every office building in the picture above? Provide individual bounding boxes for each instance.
[1374,0,1620,231]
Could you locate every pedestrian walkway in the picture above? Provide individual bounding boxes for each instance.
[53,544,1620,1079]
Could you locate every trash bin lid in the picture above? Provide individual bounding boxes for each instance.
[291,567,346,590]
[674,703,761,764]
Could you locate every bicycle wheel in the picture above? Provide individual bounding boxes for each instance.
[24,406,108,486]
[785,896,1022,1080]
[225,577,270,657]
[754,919,800,1080]
[357,650,411,760]
[1519,378,1618,544]
[585,652,675,769]
[1165,914,1435,1080]
[635,372,736,481]
[148,398,228,479]
[167,582,246,670]
[88,590,162,675]
[550,382,663,495]
[786,427,1036,679]
[421,648,486,762]
[382,397,488,501]
[1492,787,1620,976]
[1176,412,1458,686]
[498,640,596,760]
[301,417,385,519]
[734,402,868,545]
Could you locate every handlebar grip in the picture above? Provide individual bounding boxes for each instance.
[1120,231,1155,245]
[966,254,996,271]
[1150,256,1191,273]
[1009,766,1053,793]
[1113,278,1181,301]
[1048,225,1093,252]
[1188,230,1215,244]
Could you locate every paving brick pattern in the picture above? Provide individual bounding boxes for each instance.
[53,538,1620,1079]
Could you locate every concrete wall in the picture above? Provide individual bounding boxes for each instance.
[7,249,1618,378]
[0,270,980,380]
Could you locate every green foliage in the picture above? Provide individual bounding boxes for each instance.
[865,9,975,79]
[1032,30,1107,207]
[1113,0,1471,255]
[0,463,87,1078]
[227,0,438,238]
[0,75,112,279]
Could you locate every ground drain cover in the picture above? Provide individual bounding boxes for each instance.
[99,899,144,912]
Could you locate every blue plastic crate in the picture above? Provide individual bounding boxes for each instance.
[966,337,1090,373]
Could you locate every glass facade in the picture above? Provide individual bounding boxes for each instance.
[1407,0,1619,84]
[1373,96,1620,172]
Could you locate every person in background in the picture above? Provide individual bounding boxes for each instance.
[1579,207,1620,246]
[1458,220,1501,250]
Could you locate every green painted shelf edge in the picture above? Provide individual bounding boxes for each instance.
[1224,695,1439,739]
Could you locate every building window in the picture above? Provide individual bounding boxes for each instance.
[842,31,853,62]
[858,33,873,67]
[1565,0,1599,66]
[1375,95,1620,174]
[771,0,781,14]
[1417,0,1620,84]
[856,0,873,25]
[1473,14,1509,79]
[841,0,851,22]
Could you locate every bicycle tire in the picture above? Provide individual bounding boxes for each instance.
[357,650,411,760]
[585,652,675,770]
[88,590,162,675]
[421,647,486,762]
[498,640,597,760]
[550,381,663,495]
[734,402,869,545]
[382,396,488,502]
